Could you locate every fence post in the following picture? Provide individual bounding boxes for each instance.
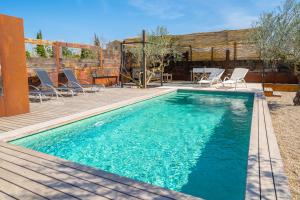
[98,47,103,68]
[142,30,147,88]
[211,47,214,62]
[120,42,124,88]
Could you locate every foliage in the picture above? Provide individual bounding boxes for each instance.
[249,0,300,68]
[46,46,54,58]
[25,51,31,59]
[35,30,47,58]
[94,33,101,47]
[249,0,300,105]
[80,48,95,59]
[126,26,182,86]
[62,47,74,58]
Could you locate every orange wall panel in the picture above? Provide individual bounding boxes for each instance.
[0,14,29,116]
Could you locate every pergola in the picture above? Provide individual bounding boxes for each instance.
[119,30,193,88]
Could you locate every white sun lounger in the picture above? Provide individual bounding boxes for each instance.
[222,68,249,89]
[198,69,224,87]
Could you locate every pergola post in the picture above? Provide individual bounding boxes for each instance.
[53,42,61,86]
[189,45,193,61]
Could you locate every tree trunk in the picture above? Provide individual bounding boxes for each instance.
[293,74,300,106]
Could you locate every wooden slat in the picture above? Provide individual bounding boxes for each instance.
[0,88,169,134]
[0,168,74,200]
[0,178,45,200]
[245,98,260,199]
[0,151,141,200]
[0,158,107,200]
[0,146,168,200]
[262,100,291,199]
[0,190,17,200]
[0,142,198,200]
[258,99,276,199]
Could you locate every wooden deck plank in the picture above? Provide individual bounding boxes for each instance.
[0,145,168,200]
[258,99,276,200]
[245,97,260,199]
[0,142,198,200]
[0,168,75,200]
[0,190,17,200]
[0,88,169,133]
[0,158,107,200]
[262,100,291,200]
[0,150,143,200]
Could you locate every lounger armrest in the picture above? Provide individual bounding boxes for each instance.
[223,76,230,81]
[29,85,40,91]
[44,84,65,97]
[66,81,83,89]
[200,76,208,81]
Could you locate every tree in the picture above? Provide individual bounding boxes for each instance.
[80,48,94,59]
[25,51,31,59]
[94,33,101,47]
[249,0,300,105]
[62,47,73,58]
[35,30,47,58]
[46,46,53,58]
[126,26,182,87]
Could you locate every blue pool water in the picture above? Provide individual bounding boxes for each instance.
[12,90,254,200]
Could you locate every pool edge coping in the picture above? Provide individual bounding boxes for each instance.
[245,93,291,200]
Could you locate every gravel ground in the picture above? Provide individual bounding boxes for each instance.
[267,92,300,200]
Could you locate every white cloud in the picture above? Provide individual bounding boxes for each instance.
[223,11,258,29]
[128,0,185,19]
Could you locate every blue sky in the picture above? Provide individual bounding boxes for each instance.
[1,0,281,44]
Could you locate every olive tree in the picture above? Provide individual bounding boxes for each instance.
[125,26,182,87]
[249,0,300,105]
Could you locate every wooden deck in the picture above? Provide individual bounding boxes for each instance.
[0,88,168,133]
[246,93,291,200]
[0,87,291,199]
[0,142,197,200]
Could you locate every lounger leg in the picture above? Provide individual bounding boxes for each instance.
[243,79,247,88]
[39,94,42,103]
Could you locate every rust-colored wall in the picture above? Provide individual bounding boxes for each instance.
[0,14,29,116]
[264,83,299,92]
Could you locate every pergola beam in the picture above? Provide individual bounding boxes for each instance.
[25,38,100,50]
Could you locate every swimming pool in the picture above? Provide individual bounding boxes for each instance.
[12,90,254,200]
